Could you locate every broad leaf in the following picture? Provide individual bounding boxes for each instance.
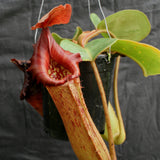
[60,39,92,61]
[98,10,151,41]
[60,38,117,61]
[111,39,160,76]
[90,13,101,28]
[85,38,117,60]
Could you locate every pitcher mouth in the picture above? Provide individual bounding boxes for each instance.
[28,28,82,86]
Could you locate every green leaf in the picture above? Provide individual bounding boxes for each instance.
[52,32,64,44]
[72,26,83,41]
[90,13,101,28]
[101,102,120,143]
[111,39,160,76]
[98,10,151,41]
[85,38,117,60]
[101,102,126,145]
[60,39,92,61]
[60,38,117,61]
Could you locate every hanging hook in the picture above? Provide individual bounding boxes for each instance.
[97,0,112,62]
[34,0,45,43]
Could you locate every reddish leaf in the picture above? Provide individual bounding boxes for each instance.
[31,4,72,30]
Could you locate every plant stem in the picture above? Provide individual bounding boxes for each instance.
[90,61,117,160]
[79,29,117,159]
[78,29,115,47]
[113,55,126,144]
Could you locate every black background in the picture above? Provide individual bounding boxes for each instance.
[1,0,160,159]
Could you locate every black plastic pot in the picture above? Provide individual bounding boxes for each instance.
[43,54,117,140]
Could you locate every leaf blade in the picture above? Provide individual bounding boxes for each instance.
[52,32,64,44]
[90,13,101,29]
[60,39,92,61]
[60,38,117,61]
[111,39,160,76]
[101,102,120,143]
[72,26,83,41]
[85,38,117,60]
[98,10,151,41]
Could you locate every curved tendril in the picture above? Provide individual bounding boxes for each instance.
[90,61,117,160]
[113,55,126,145]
